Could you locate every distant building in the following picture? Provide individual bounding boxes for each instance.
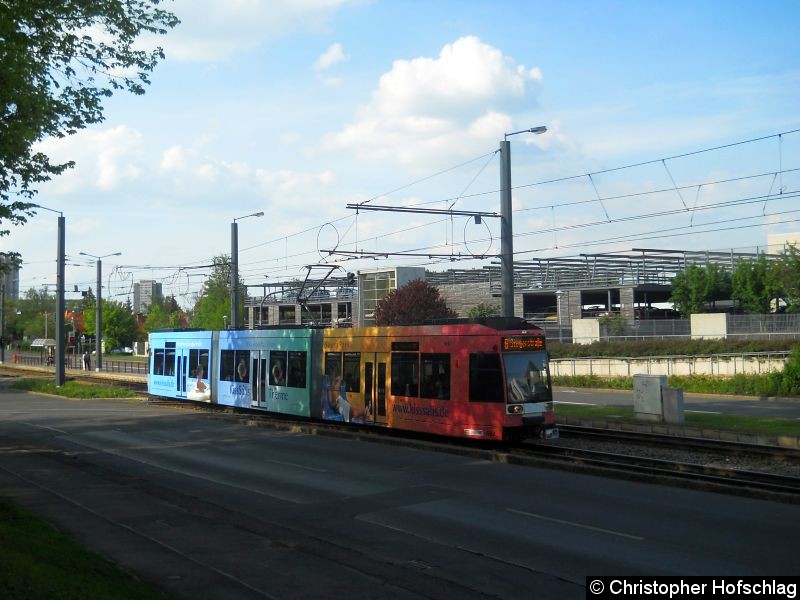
[768,231,800,251]
[0,255,20,300]
[358,267,426,326]
[133,280,162,314]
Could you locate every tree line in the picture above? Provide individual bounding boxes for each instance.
[669,246,800,316]
[5,255,242,351]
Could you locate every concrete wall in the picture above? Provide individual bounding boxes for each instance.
[551,353,788,378]
[690,313,728,340]
[572,318,600,345]
[437,281,495,317]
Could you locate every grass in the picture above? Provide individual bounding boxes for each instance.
[552,372,799,397]
[10,378,141,399]
[0,498,165,600]
[554,404,800,438]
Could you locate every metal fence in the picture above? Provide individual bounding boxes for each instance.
[727,313,800,337]
[11,353,149,375]
[600,319,692,342]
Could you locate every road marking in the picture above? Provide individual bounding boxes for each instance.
[507,508,644,540]
[554,401,597,406]
[685,410,721,414]
[21,422,67,434]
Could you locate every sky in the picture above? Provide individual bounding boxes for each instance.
[4,0,800,308]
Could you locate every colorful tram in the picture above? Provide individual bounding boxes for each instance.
[147,318,558,441]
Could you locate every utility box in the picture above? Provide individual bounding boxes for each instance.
[633,374,667,422]
[633,374,684,423]
[662,387,685,423]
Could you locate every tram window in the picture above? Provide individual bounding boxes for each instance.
[421,353,450,400]
[270,350,287,386]
[220,350,235,381]
[153,349,165,375]
[325,352,342,378]
[189,349,208,379]
[343,352,360,393]
[287,351,306,388]
[235,351,249,381]
[391,353,419,397]
[165,350,176,376]
[469,353,504,403]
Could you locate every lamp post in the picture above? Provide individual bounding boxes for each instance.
[32,204,66,385]
[499,126,547,318]
[79,251,121,372]
[231,211,264,329]
[0,284,5,363]
[555,289,564,343]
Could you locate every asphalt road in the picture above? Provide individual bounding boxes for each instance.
[555,388,800,419]
[1,387,798,599]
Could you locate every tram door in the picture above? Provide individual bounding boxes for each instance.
[174,347,189,398]
[251,352,268,408]
[364,353,389,425]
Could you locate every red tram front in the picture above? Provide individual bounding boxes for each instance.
[322,318,558,441]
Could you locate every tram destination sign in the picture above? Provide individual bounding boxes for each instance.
[502,336,545,352]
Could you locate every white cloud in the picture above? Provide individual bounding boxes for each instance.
[315,42,348,70]
[160,0,357,62]
[36,125,144,193]
[320,36,546,168]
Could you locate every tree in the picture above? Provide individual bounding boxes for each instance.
[775,245,800,313]
[191,255,245,329]
[84,299,138,350]
[731,255,782,314]
[374,279,457,326]
[0,0,178,243]
[467,302,500,318]
[144,295,183,331]
[670,263,731,317]
[14,287,55,338]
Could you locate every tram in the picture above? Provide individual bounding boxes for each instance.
[147,318,558,441]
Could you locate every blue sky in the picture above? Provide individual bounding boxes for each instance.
[5,0,799,307]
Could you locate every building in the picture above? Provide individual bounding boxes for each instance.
[768,231,800,251]
[243,267,426,329]
[244,246,789,337]
[0,254,20,300]
[358,267,425,326]
[133,280,162,314]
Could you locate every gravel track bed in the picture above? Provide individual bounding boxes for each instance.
[548,437,800,478]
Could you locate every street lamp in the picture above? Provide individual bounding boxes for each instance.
[0,284,5,363]
[499,126,547,318]
[555,289,564,343]
[231,211,264,329]
[79,251,121,372]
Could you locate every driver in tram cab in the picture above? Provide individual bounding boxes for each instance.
[526,361,548,397]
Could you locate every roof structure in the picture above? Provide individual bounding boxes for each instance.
[427,247,779,291]
[246,248,779,301]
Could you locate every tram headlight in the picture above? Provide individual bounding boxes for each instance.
[507,404,523,414]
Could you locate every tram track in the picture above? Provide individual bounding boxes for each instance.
[558,424,800,464]
[508,442,800,504]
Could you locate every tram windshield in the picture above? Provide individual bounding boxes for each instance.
[503,352,551,404]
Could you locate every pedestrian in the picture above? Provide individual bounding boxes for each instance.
[83,351,91,371]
